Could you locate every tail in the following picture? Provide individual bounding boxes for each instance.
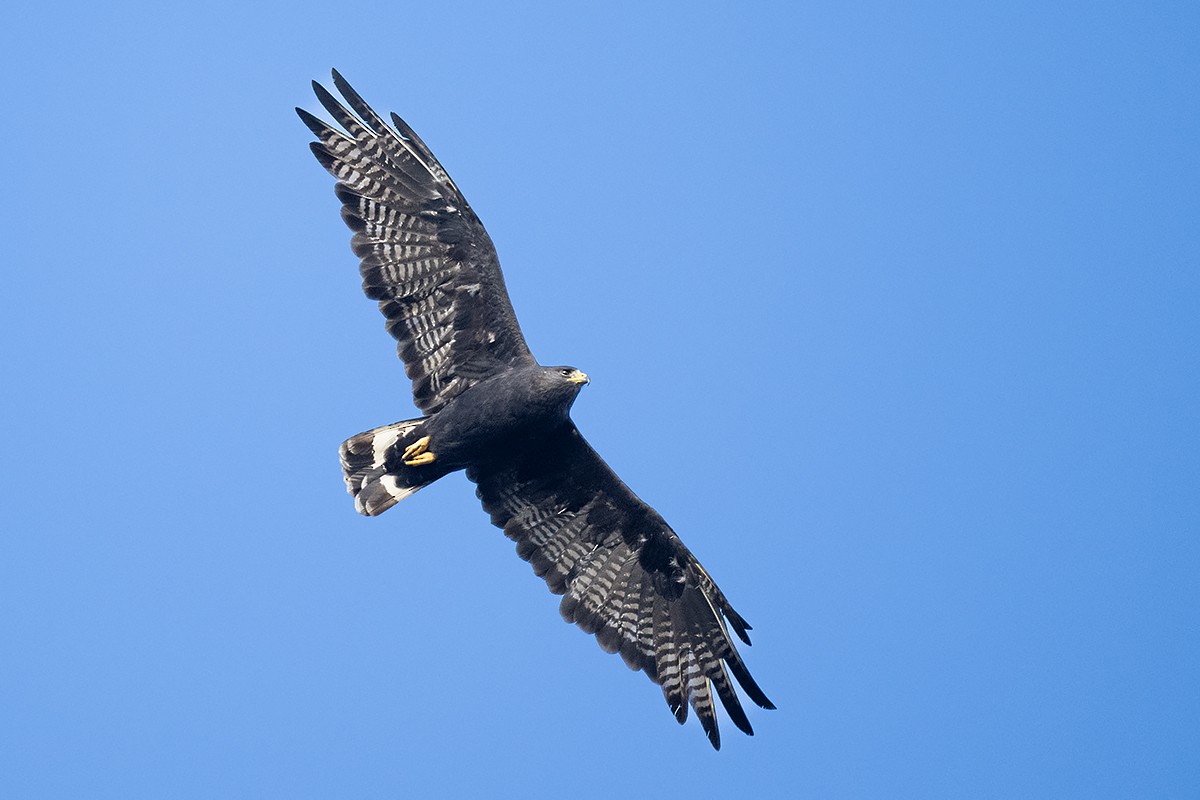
[339,418,440,516]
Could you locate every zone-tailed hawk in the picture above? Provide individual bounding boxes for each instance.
[297,70,774,749]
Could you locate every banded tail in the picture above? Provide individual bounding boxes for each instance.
[339,418,439,516]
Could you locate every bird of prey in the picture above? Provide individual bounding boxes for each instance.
[297,70,774,749]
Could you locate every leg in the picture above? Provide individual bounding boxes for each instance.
[402,435,436,466]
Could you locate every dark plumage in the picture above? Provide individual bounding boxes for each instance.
[299,70,774,749]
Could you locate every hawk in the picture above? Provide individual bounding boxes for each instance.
[298,71,774,748]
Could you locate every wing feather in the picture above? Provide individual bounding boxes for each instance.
[469,423,773,749]
[299,72,535,413]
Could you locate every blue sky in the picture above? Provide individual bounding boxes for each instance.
[2,2,1198,797]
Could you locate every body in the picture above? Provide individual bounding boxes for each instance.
[338,364,588,515]
[423,364,588,471]
[301,72,772,748]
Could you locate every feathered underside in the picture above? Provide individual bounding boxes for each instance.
[469,423,775,749]
[297,70,535,415]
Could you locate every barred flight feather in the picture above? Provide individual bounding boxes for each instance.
[299,70,535,415]
[314,82,441,201]
[468,423,774,749]
[342,204,435,240]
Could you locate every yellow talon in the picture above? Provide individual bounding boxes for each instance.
[402,436,435,466]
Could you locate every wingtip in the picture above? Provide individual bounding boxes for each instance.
[331,68,353,96]
[698,706,722,750]
[296,106,327,136]
[725,609,754,645]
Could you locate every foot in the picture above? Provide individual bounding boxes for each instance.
[402,436,435,466]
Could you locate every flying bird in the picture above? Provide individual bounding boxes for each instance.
[297,70,774,749]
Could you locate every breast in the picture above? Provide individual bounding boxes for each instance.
[424,369,568,468]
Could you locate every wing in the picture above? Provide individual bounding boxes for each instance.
[467,424,774,749]
[298,71,536,414]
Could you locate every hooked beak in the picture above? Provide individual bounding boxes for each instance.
[569,370,590,385]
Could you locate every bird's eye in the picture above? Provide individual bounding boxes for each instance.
[560,369,572,377]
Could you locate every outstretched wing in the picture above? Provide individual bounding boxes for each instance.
[298,71,536,414]
[468,424,774,749]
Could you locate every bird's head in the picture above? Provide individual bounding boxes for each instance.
[550,366,590,387]
[536,365,590,406]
